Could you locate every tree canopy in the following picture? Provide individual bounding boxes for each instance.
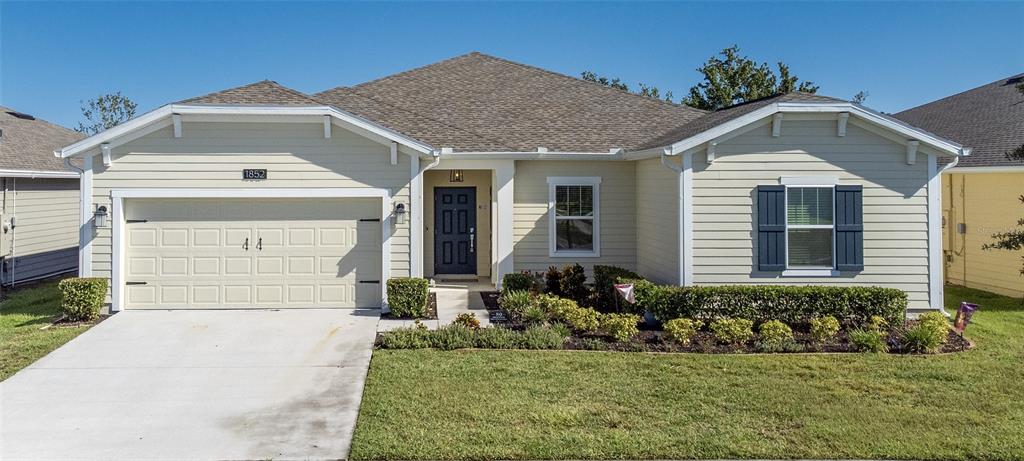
[76,92,137,135]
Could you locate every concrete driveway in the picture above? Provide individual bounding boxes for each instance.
[1,308,379,461]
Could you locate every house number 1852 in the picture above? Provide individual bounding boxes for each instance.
[242,169,268,180]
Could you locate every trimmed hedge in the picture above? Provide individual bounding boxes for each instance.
[632,283,907,326]
[593,265,642,312]
[58,277,108,322]
[386,278,429,318]
[502,272,535,293]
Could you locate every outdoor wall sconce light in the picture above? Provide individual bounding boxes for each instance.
[93,205,109,228]
[394,202,407,224]
[449,169,465,183]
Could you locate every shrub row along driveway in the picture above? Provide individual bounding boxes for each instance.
[1,308,379,461]
[350,285,1024,461]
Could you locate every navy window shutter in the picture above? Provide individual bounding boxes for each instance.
[757,185,786,271]
[835,185,864,271]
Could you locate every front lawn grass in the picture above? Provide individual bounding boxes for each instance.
[350,285,1024,460]
[0,280,92,381]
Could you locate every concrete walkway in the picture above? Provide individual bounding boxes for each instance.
[0,308,379,461]
[377,277,493,331]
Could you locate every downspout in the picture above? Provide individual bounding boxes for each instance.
[660,149,686,286]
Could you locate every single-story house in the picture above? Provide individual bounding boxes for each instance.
[896,73,1024,298]
[55,52,968,314]
[0,107,83,286]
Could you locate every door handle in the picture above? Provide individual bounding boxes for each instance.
[469,227,475,253]
[243,237,249,251]
[256,237,262,251]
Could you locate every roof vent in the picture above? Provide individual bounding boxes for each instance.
[6,111,35,120]
[1006,76,1024,85]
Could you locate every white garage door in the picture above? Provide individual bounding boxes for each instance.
[124,198,381,309]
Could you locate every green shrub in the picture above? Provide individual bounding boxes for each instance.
[498,290,533,322]
[386,278,429,318]
[556,305,600,333]
[593,265,642,312]
[523,304,548,326]
[428,325,476,350]
[758,320,794,349]
[543,266,563,296]
[579,338,608,351]
[663,318,702,345]
[599,313,641,342]
[710,318,754,345]
[520,326,567,349]
[452,312,481,330]
[535,294,576,318]
[810,316,841,343]
[849,328,889,353]
[644,285,906,326]
[378,326,432,349]
[474,327,521,349]
[867,315,889,332]
[559,264,590,305]
[502,272,536,294]
[58,277,108,322]
[902,312,949,354]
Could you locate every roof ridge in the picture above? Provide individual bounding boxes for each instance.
[896,72,1024,115]
[468,52,708,115]
[327,87,514,150]
[180,79,322,105]
[337,52,486,92]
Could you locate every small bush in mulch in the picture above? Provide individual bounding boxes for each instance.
[382,292,437,320]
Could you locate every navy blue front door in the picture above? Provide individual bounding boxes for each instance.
[434,187,477,274]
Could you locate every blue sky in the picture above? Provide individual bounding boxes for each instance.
[2,1,1022,128]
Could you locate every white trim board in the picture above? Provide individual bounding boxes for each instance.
[0,169,79,179]
[944,165,1024,174]
[107,187,392,312]
[57,104,436,159]
[926,154,944,311]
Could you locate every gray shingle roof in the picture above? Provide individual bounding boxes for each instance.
[315,52,707,152]
[0,107,84,173]
[894,74,1024,168]
[636,92,845,150]
[181,80,322,106]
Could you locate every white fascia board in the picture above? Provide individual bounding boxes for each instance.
[440,151,623,161]
[944,165,1024,174]
[654,102,968,159]
[57,104,436,158]
[0,169,80,179]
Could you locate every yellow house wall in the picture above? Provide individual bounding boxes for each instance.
[943,171,1024,298]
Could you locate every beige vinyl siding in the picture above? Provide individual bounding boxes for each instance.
[635,157,679,285]
[691,117,933,310]
[1,177,79,282]
[513,160,636,274]
[943,172,1024,298]
[89,121,412,284]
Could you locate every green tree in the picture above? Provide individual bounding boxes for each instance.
[852,91,869,104]
[981,84,1024,274]
[76,92,137,135]
[580,71,674,102]
[681,45,819,111]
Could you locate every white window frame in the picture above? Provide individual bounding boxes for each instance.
[547,176,601,258]
[782,184,838,277]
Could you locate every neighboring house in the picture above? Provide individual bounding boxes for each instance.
[896,74,1024,298]
[0,107,83,286]
[55,52,967,314]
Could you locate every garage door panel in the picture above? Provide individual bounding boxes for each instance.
[124,198,381,309]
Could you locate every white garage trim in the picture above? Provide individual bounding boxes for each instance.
[109,188,392,312]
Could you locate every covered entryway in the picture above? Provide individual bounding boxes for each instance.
[123,197,382,309]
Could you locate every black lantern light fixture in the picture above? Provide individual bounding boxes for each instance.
[449,169,465,183]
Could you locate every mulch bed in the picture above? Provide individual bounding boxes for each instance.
[381,292,438,320]
[45,314,110,329]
